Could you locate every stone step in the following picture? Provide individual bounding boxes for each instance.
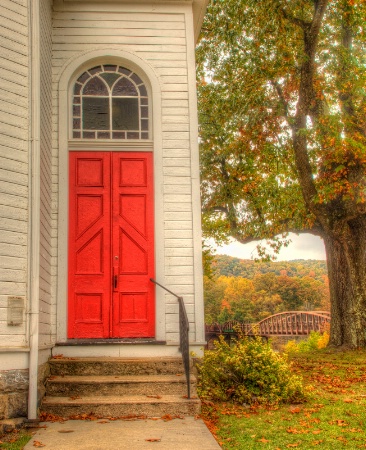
[41,395,200,418]
[46,375,197,397]
[49,357,186,376]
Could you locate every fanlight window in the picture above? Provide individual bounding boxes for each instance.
[73,65,149,139]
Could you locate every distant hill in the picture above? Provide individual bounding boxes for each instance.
[211,255,327,282]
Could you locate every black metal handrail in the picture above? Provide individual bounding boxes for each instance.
[150,278,190,399]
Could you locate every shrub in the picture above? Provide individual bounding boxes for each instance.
[197,336,305,405]
[284,331,330,353]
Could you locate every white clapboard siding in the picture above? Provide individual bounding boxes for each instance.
[53,19,186,30]
[163,149,192,159]
[164,212,192,221]
[164,221,192,230]
[162,123,190,132]
[0,0,29,347]
[165,247,194,258]
[39,0,55,347]
[0,256,27,270]
[163,167,191,177]
[165,282,194,298]
[165,240,193,249]
[162,115,190,123]
[163,185,192,196]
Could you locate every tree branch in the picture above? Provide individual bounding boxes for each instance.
[270,80,293,127]
[292,0,329,216]
[338,11,366,138]
[280,8,310,30]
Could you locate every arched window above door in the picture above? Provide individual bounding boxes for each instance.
[72,65,149,139]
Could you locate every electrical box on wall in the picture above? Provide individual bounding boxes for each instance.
[7,296,25,326]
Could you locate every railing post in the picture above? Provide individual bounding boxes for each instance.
[150,279,191,399]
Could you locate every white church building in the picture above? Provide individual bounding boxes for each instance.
[0,0,207,422]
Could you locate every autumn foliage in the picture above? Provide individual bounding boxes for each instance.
[204,257,330,324]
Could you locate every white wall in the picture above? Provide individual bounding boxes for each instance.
[52,0,204,345]
[0,0,29,348]
[39,0,56,348]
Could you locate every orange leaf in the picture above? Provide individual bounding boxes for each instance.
[33,441,46,447]
[286,444,300,448]
[145,438,161,442]
[258,437,270,443]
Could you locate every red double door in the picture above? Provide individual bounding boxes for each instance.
[68,152,155,339]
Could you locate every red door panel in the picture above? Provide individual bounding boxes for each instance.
[68,152,111,338]
[112,153,155,337]
[68,151,155,338]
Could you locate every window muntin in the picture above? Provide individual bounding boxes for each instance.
[73,65,149,139]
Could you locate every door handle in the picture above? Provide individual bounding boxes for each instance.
[113,267,118,291]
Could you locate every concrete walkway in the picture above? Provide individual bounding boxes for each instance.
[24,417,221,450]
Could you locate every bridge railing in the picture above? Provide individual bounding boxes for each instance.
[205,311,331,342]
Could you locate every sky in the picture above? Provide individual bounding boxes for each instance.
[213,232,326,261]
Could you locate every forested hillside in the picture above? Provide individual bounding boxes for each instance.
[204,256,329,324]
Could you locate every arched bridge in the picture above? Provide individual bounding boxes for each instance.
[205,311,331,345]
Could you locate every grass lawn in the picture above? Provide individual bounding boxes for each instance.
[201,349,366,449]
[0,429,32,450]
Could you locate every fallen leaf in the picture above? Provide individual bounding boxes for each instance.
[289,407,301,414]
[161,414,183,421]
[97,420,109,424]
[286,444,300,448]
[69,396,81,400]
[33,441,46,447]
[39,412,66,423]
[258,437,270,443]
[287,428,301,434]
[343,399,353,403]
[68,413,98,421]
[146,395,162,399]
[58,430,74,433]
[312,440,323,446]
[312,430,322,435]
[119,414,147,421]
[145,438,161,442]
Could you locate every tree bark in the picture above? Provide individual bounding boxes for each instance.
[323,217,366,348]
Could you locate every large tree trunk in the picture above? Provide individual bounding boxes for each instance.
[323,217,366,348]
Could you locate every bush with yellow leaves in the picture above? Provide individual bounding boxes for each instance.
[284,330,330,353]
[197,336,305,405]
